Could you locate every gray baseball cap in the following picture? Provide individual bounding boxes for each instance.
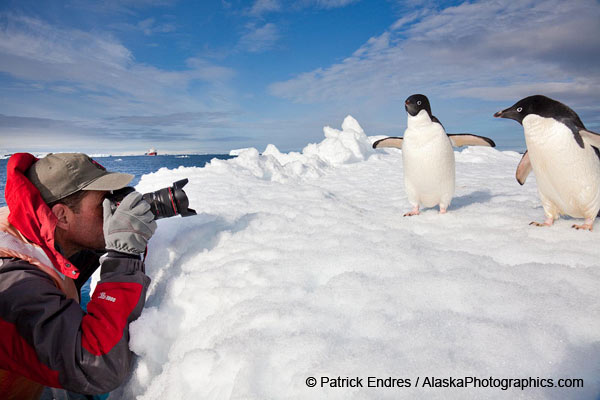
[26,153,134,204]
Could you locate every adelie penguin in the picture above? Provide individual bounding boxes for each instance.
[373,94,495,216]
[495,95,600,231]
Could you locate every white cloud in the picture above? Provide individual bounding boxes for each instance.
[0,15,236,115]
[0,110,246,153]
[185,57,236,81]
[0,13,245,152]
[249,0,281,16]
[237,22,280,53]
[310,0,359,9]
[70,0,178,15]
[137,17,176,35]
[0,15,132,68]
[109,111,236,127]
[269,0,600,106]
[247,0,358,16]
[242,0,359,54]
[389,9,430,30]
[455,81,599,102]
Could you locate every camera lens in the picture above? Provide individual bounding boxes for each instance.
[108,179,196,220]
[142,188,177,219]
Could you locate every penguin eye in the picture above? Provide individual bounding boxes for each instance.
[516,107,523,112]
[417,101,422,105]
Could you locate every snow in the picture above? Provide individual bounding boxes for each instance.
[98,116,599,399]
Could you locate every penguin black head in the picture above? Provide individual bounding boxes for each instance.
[405,94,432,117]
[493,95,584,129]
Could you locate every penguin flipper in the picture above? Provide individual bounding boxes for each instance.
[448,134,496,147]
[579,129,600,149]
[516,151,532,186]
[372,137,404,149]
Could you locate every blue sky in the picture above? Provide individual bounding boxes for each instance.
[1,0,599,155]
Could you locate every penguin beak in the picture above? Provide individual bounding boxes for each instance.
[494,107,522,124]
[405,100,418,116]
[494,107,513,119]
[493,110,504,118]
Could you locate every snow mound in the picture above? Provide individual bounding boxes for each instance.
[303,115,373,165]
[206,115,374,184]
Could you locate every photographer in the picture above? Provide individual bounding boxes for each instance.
[0,153,156,399]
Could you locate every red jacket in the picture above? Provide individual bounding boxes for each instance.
[0,153,151,398]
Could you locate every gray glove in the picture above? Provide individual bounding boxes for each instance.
[103,191,157,255]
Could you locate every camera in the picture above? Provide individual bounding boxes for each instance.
[107,179,197,220]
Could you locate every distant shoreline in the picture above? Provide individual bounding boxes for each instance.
[0,152,234,160]
[0,145,527,161]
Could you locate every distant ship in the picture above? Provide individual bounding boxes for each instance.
[145,148,157,156]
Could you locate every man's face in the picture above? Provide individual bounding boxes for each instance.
[64,190,107,252]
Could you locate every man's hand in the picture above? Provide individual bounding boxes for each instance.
[103,191,157,255]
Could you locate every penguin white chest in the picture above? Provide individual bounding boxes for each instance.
[523,115,600,218]
[402,111,455,208]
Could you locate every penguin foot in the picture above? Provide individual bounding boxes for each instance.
[572,223,593,231]
[529,220,553,227]
[403,207,420,217]
[439,207,447,214]
[572,218,594,231]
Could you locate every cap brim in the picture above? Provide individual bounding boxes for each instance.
[82,172,134,191]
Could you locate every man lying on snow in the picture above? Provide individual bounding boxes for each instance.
[0,153,156,399]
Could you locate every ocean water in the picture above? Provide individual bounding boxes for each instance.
[0,154,233,208]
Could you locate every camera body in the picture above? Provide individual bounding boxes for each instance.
[107,179,196,220]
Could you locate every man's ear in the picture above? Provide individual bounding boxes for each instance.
[51,203,71,229]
